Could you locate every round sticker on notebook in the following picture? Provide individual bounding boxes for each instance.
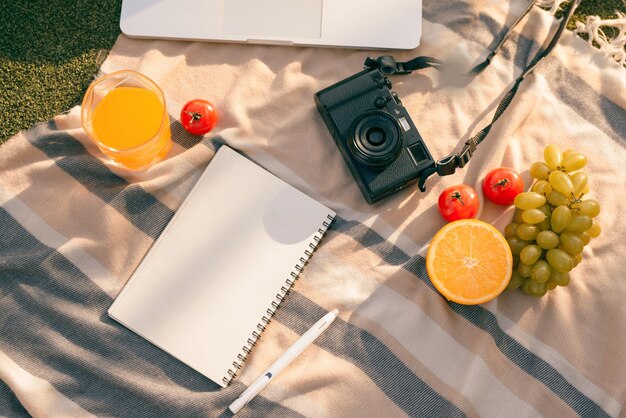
[263,187,325,244]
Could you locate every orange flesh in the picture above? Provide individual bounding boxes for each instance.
[427,220,512,304]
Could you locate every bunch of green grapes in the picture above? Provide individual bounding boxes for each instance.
[504,145,601,297]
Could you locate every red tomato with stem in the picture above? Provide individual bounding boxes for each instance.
[438,185,480,222]
[180,99,218,135]
[482,167,524,206]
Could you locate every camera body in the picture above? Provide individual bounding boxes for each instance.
[315,67,434,204]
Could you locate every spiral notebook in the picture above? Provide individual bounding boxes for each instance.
[108,146,335,387]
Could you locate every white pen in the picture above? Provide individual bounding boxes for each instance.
[229,308,339,414]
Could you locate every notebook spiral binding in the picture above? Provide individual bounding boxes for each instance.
[222,213,335,386]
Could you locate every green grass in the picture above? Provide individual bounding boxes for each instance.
[0,0,121,144]
[0,0,622,145]
[572,0,625,28]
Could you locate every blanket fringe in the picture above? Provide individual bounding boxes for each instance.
[536,0,626,68]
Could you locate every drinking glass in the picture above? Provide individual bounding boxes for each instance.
[81,70,172,170]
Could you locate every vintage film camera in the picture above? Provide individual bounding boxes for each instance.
[315,64,435,204]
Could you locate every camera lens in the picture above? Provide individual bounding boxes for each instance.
[365,127,386,146]
[348,111,403,169]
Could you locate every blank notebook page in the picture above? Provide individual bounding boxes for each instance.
[108,146,335,387]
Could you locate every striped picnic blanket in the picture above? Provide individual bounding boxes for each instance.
[2,1,625,417]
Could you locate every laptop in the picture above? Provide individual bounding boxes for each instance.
[120,0,422,50]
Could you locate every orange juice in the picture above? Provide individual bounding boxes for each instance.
[81,70,172,170]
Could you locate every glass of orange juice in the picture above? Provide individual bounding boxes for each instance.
[81,70,172,170]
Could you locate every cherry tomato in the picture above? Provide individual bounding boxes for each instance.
[180,99,218,135]
[482,167,524,206]
[438,185,480,222]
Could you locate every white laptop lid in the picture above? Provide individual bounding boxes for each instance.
[120,0,422,50]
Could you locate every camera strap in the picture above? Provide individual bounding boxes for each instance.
[364,0,580,191]
[365,0,537,78]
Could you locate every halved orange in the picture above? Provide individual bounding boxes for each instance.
[426,219,512,305]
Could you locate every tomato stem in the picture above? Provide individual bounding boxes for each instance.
[184,111,203,123]
[494,178,509,189]
[451,191,465,206]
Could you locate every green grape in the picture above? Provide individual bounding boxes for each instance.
[507,271,524,290]
[570,172,588,197]
[518,262,533,278]
[571,254,579,268]
[520,278,532,295]
[517,223,539,241]
[546,249,573,273]
[575,253,583,265]
[547,278,558,290]
[565,215,593,233]
[550,270,570,286]
[530,260,551,283]
[549,171,574,195]
[547,190,570,206]
[577,199,600,218]
[530,161,551,180]
[537,217,551,231]
[536,230,560,249]
[562,153,587,172]
[537,204,551,216]
[522,209,546,224]
[520,245,542,265]
[580,232,591,246]
[513,255,521,267]
[527,279,548,297]
[514,192,546,210]
[581,183,590,195]
[507,237,530,255]
[587,220,601,238]
[560,232,584,255]
[532,180,552,194]
[544,144,562,170]
[514,210,524,224]
[551,205,572,233]
[504,223,519,238]
[562,149,577,160]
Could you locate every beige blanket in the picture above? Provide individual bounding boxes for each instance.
[1,1,625,416]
